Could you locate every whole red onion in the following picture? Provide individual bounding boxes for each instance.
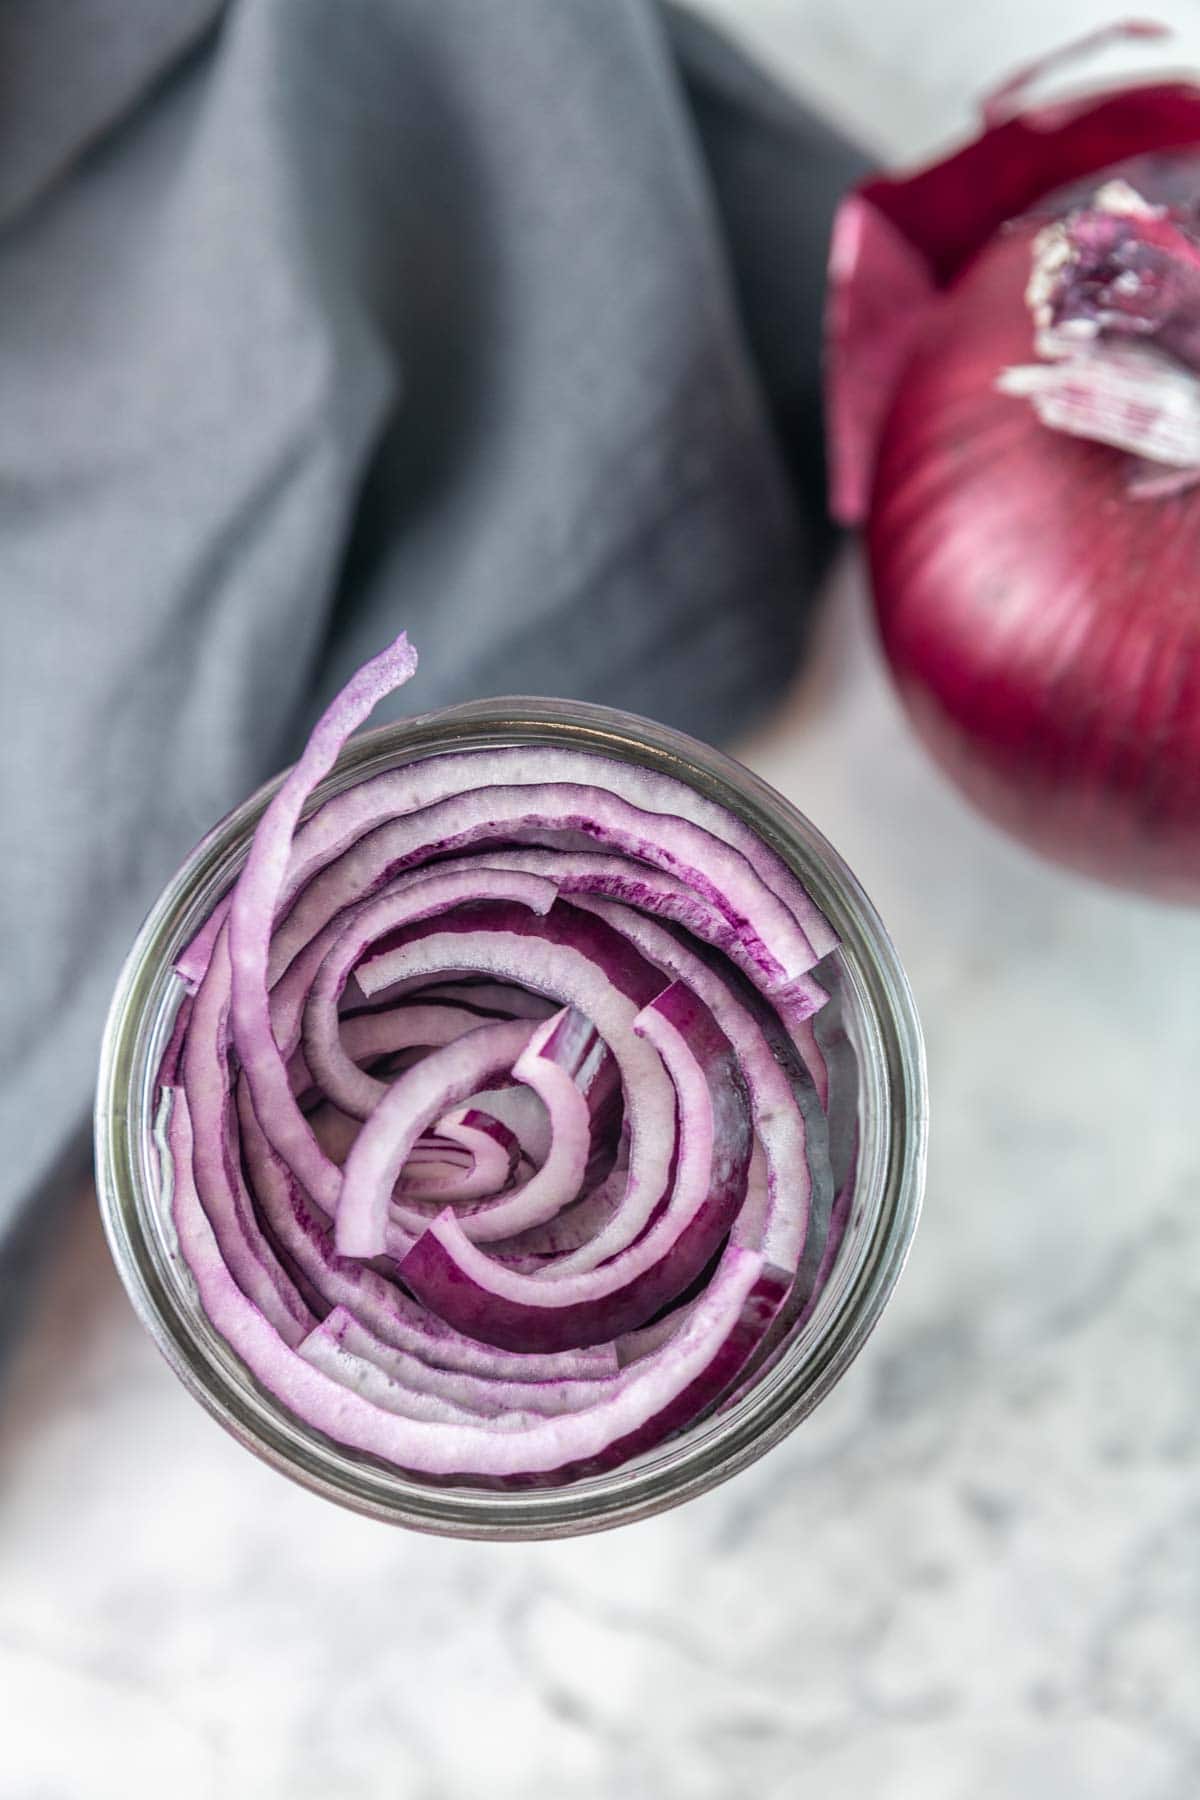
[826,24,1200,899]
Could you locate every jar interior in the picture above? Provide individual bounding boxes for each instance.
[97,702,922,1537]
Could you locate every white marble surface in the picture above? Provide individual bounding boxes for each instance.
[4,7,1200,1798]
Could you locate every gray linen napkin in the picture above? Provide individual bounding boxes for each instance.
[0,0,864,1297]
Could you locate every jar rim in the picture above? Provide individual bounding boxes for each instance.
[95,696,927,1539]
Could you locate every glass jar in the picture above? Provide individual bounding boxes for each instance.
[96,698,926,1539]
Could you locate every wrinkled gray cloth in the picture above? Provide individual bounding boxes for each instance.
[0,0,863,1284]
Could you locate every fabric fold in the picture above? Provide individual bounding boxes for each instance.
[0,0,864,1255]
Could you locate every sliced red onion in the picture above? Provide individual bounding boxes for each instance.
[303,1308,621,1421]
[393,1109,520,1204]
[568,898,830,1283]
[288,999,513,1109]
[256,872,556,1209]
[413,982,568,1021]
[173,1083,779,1483]
[297,867,557,1119]
[163,634,845,1485]
[393,982,752,1351]
[309,1096,516,1208]
[488,1150,629,1261]
[179,932,313,1348]
[233,1083,617,1382]
[267,740,834,964]
[269,781,828,1001]
[174,892,231,992]
[349,911,681,1262]
[466,1083,553,1166]
[331,1008,613,1249]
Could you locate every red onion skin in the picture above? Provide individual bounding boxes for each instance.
[855,84,1200,289]
[868,221,1200,899]
[827,78,1200,525]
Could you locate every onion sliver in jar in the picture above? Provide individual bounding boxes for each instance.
[96,684,926,1539]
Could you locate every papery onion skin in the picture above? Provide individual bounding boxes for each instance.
[869,219,1200,898]
[828,61,1200,523]
[828,31,1200,900]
